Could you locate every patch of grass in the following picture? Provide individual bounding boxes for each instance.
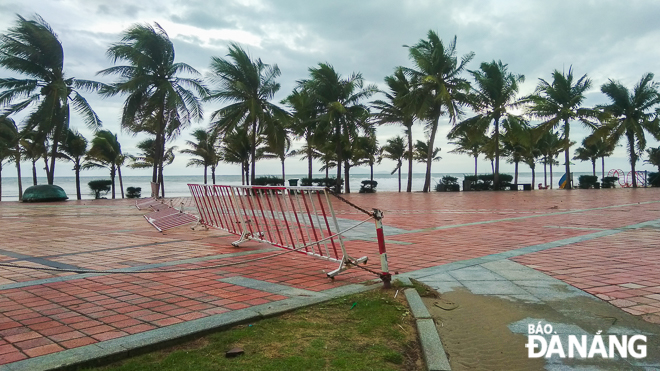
[92,289,421,371]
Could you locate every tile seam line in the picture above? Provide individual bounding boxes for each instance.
[404,217,660,279]
[397,200,660,234]
[0,247,280,291]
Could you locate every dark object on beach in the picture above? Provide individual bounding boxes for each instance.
[126,187,142,198]
[225,347,244,358]
[602,176,618,188]
[359,180,378,193]
[88,179,112,199]
[22,185,68,202]
[253,176,284,186]
[578,175,599,189]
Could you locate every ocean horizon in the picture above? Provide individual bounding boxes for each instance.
[0,171,611,201]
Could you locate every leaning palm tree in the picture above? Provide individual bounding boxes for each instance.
[372,67,418,192]
[305,63,377,192]
[207,43,286,185]
[180,128,219,185]
[458,60,524,187]
[83,130,122,199]
[596,73,660,187]
[646,146,660,171]
[0,116,22,200]
[574,136,615,177]
[98,22,207,197]
[60,129,88,200]
[526,67,594,189]
[0,15,101,184]
[284,83,320,180]
[382,136,407,192]
[448,118,490,176]
[413,139,441,164]
[405,32,474,192]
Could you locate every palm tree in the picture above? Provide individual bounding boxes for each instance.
[284,84,320,180]
[405,32,474,192]
[413,139,441,164]
[261,120,293,182]
[129,139,176,171]
[458,60,524,187]
[305,63,377,192]
[98,22,207,197]
[60,129,88,200]
[382,136,407,192]
[0,116,22,200]
[0,15,101,184]
[180,128,219,185]
[448,118,490,176]
[372,67,418,192]
[597,73,660,187]
[574,136,615,177]
[221,127,256,185]
[19,129,48,185]
[83,130,122,199]
[352,134,382,183]
[537,131,564,188]
[646,146,660,171]
[526,67,594,189]
[207,43,286,185]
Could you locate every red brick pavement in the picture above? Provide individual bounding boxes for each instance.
[0,188,659,364]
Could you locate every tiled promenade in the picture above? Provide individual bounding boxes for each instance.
[0,188,659,368]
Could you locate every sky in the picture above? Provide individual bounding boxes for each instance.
[1,0,660,180]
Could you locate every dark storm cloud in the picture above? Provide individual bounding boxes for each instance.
[1,0,660,175]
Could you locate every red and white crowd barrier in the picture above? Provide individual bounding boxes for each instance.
[188,184,370,278]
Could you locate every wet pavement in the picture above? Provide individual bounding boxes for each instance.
[0,188,659,369]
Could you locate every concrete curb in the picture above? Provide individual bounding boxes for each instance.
[403,288,451,371]
[2,282,379,371]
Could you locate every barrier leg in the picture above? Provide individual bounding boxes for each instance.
[374,209,391,288]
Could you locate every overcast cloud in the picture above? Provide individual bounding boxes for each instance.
[1,0,660,178]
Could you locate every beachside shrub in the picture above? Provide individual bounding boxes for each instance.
[300,177,342,188]
[602,176,618,188]
[463,175,478,182]
[88,179,112,199]
[441,175,458,185]
[126,187,141,198]
[649,172,660,187]
[253,176,284,186]
[359,180,378,193]
[578,175,599,189]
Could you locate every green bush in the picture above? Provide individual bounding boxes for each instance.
[88,179,112,199]
[441,175,458,185]
[463,175,478,182]
[300,177,342,188]
[253,176,284,186]
[126,187,142,198]
[649,172,660,187]
[579,175,599,189]
[602,176,618,188]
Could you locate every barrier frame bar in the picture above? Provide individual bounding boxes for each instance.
[188,184,368,278]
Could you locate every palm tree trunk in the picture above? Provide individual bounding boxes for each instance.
[474,155,478,176]
[592,160,596,176]
[111,165,116,199]
[531,166,535,191]
[118,166,124,199]
[250,120,257,185]
[75,162,81,200]
[344,161,350,194]
[398,164,402,192]
[406,125,413,193]
[306,134,313,181]
[32,160,38,185]
[159,165,165,197]
[14,149,22,201]
[601,156,605,180]
[629,133,637,188]
[491,159,494,174]
[494,116,501,189]
[48,104,67,185]
[325,162,329,179]
[203,166,208,185]
[543,158,548,188]
[564,120,572,189]
[43,155,50,181]
[550,162,554,189]
[281,158,286,183]
[241,163,245,185]
[0,162,3,201]
[212,166,216,185]
[370,163,374,182]
[423,117,440,192]
[514,161,519,184]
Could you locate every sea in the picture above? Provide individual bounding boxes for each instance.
[0,171,601,201]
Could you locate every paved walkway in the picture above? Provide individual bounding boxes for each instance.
[0,188,659,369]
